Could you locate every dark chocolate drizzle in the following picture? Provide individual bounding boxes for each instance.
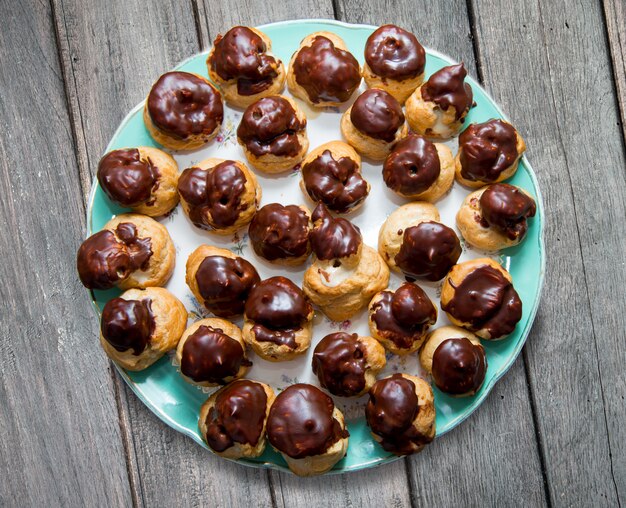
[364,25,425,81]
[147,71,223,140]
[267,383,348,459]
[97,149,159,207]
[395,221,461,281]
[431,337,486,395]
[101,297,155,355]
[310,203,362,260]
[312,332,367,397]
[302,150,369,213]
[293,36,361,103]
[248,204,310,261]
[421,63,473,120]
[479,183,536,240]
[383,135,440,195]
[204,380,268,452]
[350,89,405,142]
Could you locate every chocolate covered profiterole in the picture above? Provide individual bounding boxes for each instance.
[143,71,223,150]
[185,245,260,318]
[382,134,455,202]
[242,277,314,361]
[207,26,286,108]
[455,119,526,188]
[97,147,179,217]
[312,332,386,397]
[363,25,426,103]
[341,88,408,160]
[266,383,349,476]
[405,63,474,139]
[178,158,261,235]
[441,258,522,339]
[198,379,275,459]
[420,325,487,397]
[365,373,435,456]
[99,287,187,371]
[300,141,369,214]
[176,318,251,387]
[457,183,536,251]
[248,203,312,265]
[368,282,437,355]
[236,95,308,173]
[288,32,361,107]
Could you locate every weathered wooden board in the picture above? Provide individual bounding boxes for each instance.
[471,0,625,504]
[603,0,626,141]
[0,0,133,505]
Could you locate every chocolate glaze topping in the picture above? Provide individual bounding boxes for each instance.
[366,374,433,455]
[421,63,473,120]
[147,71,223,140]
[302,150,369,213]
[237,96,305,157]
[77,223,152,289]
[101,297,155,355]
[97,149,159,207]
[350,89,405,142]
[395,221,461,281]
[178,161,247,229]
[181,325,249,384]
[267,383,348,458]
[312,332,367,397]
[245,277,311,348]
[479,183,536,240]
[310,203,362,261]
[209,26,279,96]
[442,265,522,338]
[459,119,519,182]
[364,25,425,81]
[195,255,260,318]
[293,36,361,103]
[432,337,486,395]
[371,283,437,350]
[383,135,440,195]
[248,204,310,261]
[204,380,268,452]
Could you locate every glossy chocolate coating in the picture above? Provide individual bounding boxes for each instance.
[302,150,369,213]
[178,161,247,229]
[366,374,432,455]
[293,36,361,103]
[479,183,536,240]
[77,223,152,289]
[432,337,486,395]
[147,71,223,140]
[267,384,348,459]
[350,89,405,142]
[204,380,268,452]
[371,283,437,350]
[97,149,159,207]
[364,25,425,81]
[248,204,310,261]
[181,325,249,384]
[395,221,461,281]
[312,332,367,397]
[421,63,473,120]
[310,203,362,261]
[383,135,440,195]
[194,255,260,317]
[209,26,279,96]
[442,265,522,338]
[101,297,155,355]
[237,96,305,157]
[458,119,519,182]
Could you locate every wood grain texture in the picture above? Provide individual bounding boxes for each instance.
[0,0,133,505]
[603,0,626,141]
[471,0,626,504]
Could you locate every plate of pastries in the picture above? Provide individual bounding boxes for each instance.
[78,19,544,476]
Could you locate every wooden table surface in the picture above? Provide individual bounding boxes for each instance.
[1,0,625,506]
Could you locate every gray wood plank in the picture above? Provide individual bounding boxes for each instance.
[335,2,548,506]
[471,0,626,504]
[603,0,626,142]
[0,0,133,506]
[51,0,276,505]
